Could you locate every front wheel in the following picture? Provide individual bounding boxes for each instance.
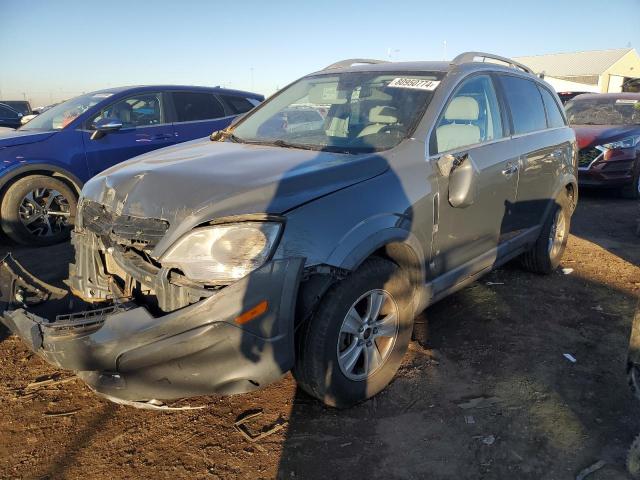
[521,191,572,275]
[293,257,413,408]
[0,175,77,246]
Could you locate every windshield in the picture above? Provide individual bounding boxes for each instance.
[20,92,112,131]
[231,71,442,153]
[565,96,640,125]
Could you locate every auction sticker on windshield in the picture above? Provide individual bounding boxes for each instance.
[387,78,440,91]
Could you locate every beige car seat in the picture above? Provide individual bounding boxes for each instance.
[435,96,480,152]
[358,106,398,137]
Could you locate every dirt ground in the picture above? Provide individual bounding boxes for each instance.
[0,191,638,480]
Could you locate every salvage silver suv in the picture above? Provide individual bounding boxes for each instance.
[0,52,577,408]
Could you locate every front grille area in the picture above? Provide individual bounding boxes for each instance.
[578,147,601,168]
[80,200,169,248]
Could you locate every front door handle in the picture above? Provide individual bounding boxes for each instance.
[501,163,518,177]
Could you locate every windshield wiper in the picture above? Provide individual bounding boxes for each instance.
[269,139,320,151]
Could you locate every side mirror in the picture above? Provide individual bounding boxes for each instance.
[436,153,478,208]
[91,117,123,140]
[447,153,478,208]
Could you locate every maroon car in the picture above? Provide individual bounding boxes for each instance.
[565,93,640,198]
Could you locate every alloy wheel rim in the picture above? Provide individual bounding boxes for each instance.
[336,289,399,381]
[548,209,566,258]
[18,188,71,237]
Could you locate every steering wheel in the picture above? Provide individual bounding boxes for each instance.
[378,124,406,137]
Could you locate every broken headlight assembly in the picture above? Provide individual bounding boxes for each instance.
[161,222,282,284]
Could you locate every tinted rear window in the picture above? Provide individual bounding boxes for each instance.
[500,76,547,134]
[538,87,566,128]
[219,95,255,114]
[172,92,225,122]
[0,105,18,118]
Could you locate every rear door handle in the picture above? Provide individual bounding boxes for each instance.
[502,163,518,177]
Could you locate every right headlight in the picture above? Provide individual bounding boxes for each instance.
[161,222,282,284]
[601,135,640,150]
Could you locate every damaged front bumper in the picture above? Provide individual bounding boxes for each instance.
[0,251,304,403]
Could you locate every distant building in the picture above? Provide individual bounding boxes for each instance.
[514,48,640,93]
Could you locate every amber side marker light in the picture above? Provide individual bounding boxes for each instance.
[235,300,269,325]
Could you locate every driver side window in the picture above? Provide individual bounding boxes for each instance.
[91,93,164,129]
[434,75,503,153]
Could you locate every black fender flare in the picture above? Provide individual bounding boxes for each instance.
[325,224,427,313]
[0,163,84,197]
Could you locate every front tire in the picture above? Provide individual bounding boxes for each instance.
[521,191,572,274]
[293,257,413,408]
[0,175,77,246]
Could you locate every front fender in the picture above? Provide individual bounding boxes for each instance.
[0,161,84,193]
[326,214,423,271]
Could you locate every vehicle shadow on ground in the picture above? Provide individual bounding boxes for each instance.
[570,188,640,266]
[44,403,118,479]
[275,259,640,479]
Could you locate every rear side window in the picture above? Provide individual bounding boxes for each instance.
[538,86,566,128]
[219,95,255,115]
[0,105,18,119]
[499,76,547,134]
[172,92,225,122]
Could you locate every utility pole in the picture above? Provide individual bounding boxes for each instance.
[250,67,254,91]
[443,40,447,61]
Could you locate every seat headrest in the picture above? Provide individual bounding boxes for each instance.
[308,84,347,104]
[112,102,133,123]
[369,105,397,123]
[444,96,479,121]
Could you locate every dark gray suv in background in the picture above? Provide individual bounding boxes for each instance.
[1,52,577,408]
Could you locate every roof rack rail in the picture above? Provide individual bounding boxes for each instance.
[451,52,534,74]
[322,58,388,71]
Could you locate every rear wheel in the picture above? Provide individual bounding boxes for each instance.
[628,433,640,478]
[521,191,572,274]
[293,257,413,408]
[0,175,77,246]
[621,173,640,200]
[628,361,640,401]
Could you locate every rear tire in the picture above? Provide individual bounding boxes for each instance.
[293,257,413,408]
[628,433,640,478]
[521,191,572,274]
[0,175,77,246]
[621,173,640,200]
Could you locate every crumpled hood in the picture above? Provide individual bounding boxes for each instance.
[0,129,56,148]
[573,125,640,150]
[82,137,389,246]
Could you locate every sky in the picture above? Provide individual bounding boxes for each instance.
[1,0,639,107]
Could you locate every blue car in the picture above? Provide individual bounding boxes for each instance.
[0,85,263,245]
